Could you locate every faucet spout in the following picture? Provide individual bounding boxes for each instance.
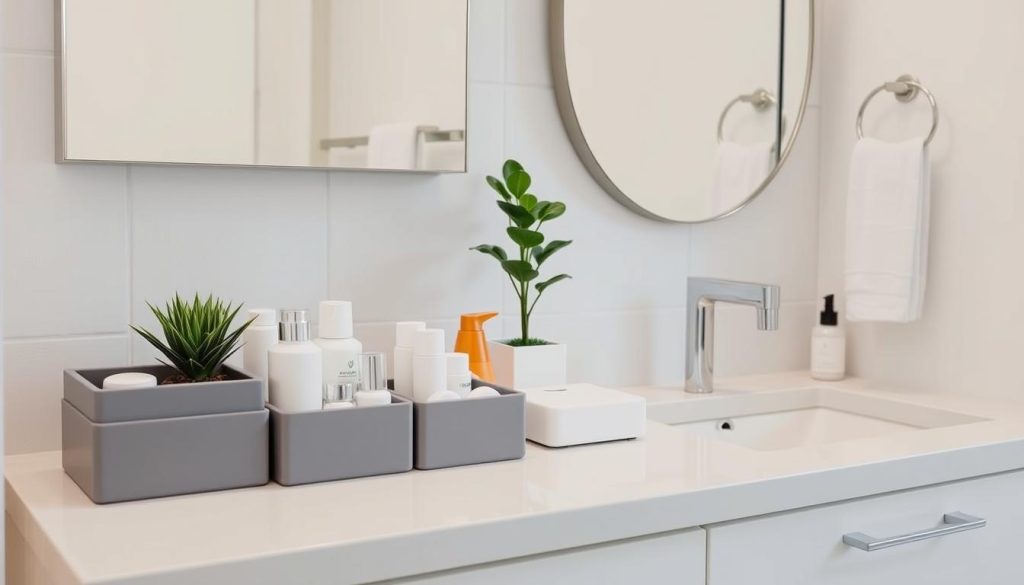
[685,277,780,394]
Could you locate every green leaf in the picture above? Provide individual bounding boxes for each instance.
[497,201,536,229]
[532,201,550,219]
[536,274,572,293]
[507,226,545,248]
[501,260,540,282]
[533,240,572,266]
[469,244,507,261]
[502,159,523,183]
[506,170,532,198]
[485,176,511,201]
[520,193,538,211]
[538,201,566,221]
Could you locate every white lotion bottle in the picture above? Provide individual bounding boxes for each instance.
[393,321,426,395]
[243,308,278,403]
[413,329,447,403]
[811,294,846,381]
[268,310,323,412]
[446,352,472,398]
[315,301,362,387]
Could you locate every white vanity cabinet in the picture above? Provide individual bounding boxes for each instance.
[706,470,1024,585]
[390,528,706,584]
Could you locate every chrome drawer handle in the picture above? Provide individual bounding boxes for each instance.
[843,512,986,552]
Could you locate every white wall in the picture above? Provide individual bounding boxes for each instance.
[816,0,1024,401]
[1,0,820,455]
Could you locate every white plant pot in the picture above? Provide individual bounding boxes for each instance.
[488,340,567,390]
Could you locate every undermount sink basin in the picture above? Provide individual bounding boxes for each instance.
[648,387,987,451]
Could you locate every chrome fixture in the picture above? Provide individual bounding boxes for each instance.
[856,74,939,146]
[843,512,986,552]
[716,88,778,143]
[685,277,780,394]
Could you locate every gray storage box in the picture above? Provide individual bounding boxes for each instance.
[411,381,526,470]
[62,365,269,504]
[269,394,413,486]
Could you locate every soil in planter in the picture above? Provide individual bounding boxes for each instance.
[160,373,229,385]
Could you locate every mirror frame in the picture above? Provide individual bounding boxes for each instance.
[549,0,816,223]
[54,0,470,174]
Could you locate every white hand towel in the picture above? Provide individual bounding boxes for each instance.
[367,123,422,170]
[845,137,930,322]
[709,141,774,215]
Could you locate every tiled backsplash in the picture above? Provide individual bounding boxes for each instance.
[1,0,820,454]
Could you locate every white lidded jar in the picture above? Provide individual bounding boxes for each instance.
[268,310,323,412]
[811,294,846,381]
[243,308,278,403]
[393,321,426,395]
[413,329,447,403]
[314,301,363,388]
[446,352,472,398]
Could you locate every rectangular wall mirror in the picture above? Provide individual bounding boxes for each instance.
[57,0,468,173]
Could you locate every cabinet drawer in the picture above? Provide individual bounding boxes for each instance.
[708,470,1024,585]
[390,528,705,584]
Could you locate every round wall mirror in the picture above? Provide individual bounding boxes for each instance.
[551,0,815,223]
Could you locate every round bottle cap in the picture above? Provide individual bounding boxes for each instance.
[446,352,469,374]
[279,309,311,342]
[414,329,445,356]
[324,382,357,403]
[319,301,354,339]
[248,308,277,327]
[102,372,158,390]
[395,321,426,348]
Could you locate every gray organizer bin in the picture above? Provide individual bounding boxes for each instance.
[411,380,526,470]
[269,394,413,486]
[62,365,269,504]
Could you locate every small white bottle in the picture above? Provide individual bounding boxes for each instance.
[268,310,323,412]
[243,308,278,403]
[811,294,846,381]
[355,352,393,407]
[446,352,472,398]
[393,321,426,395]
[315,301,363,388]
[323,383,356,410]
[413,329,447,403]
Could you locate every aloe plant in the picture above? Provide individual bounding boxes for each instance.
[471,160,572,346]
[131,293,255,383]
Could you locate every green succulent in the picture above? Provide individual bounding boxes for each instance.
[131,293,255,383]
[471,159,572,346]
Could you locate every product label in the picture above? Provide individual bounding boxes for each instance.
[812,337,846,373]
[326,356,360,385]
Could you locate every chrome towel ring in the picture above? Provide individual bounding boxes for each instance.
[717,88,783,144]
[856,74,939,145]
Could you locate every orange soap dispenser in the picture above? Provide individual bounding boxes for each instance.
[455,312,498,382]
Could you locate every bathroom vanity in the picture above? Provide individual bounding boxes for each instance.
[8,372,1024,584]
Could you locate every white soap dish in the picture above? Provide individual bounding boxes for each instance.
[521,383,646,447]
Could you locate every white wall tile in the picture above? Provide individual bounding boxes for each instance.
[502,85,692,316]
[129,166,328,364]
[689,107,821,303]
[505,0,551,87]
[2,54,129,337]
[328,83,505,323]
[469,0,505,83]
[4,335,129,454]
[2,0,54,53]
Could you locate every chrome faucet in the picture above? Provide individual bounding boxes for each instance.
[685,277,780,394]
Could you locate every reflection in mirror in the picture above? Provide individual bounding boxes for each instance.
[59,0,468,172]
[552,0,814,222]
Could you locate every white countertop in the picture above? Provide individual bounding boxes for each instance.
[9,372,1024,585]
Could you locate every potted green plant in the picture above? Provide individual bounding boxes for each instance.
[471,159,572,389]
[61,293,269,503]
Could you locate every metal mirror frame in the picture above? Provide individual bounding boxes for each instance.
[54,0,470,174]
[549,0,816,223]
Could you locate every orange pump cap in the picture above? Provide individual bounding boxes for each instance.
[460,312,498,331]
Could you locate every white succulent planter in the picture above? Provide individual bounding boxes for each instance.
[489,340,567,390]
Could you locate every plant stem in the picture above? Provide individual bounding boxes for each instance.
[520,281,529,343]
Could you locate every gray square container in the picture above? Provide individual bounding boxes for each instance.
[410,381,526,470]
[62,365,269,504]
[269,394,413,486]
